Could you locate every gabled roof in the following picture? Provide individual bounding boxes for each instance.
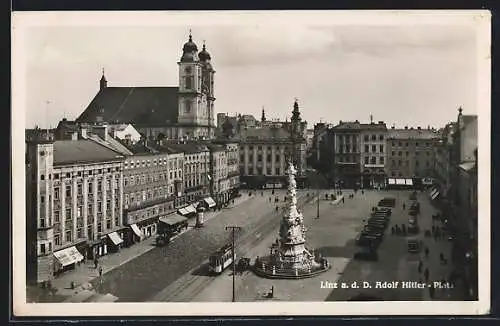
[53,140,124,165]
[76,87,179,126]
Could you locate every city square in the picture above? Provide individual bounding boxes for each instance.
[15,11,486,317]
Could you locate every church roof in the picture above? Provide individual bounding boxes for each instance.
[76,87,179,127]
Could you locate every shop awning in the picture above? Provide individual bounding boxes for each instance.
[204,197,216,208]
[430,188,438,198]
[387,178,396,185]
[431,191,440,200]
[185,205,197,214]
[54,246,84,267]
[395,179,406,185]
[107,232,124,246]
[130,224,143,238]
[177,207,189,216]
[159,215,188,226]
[405,179,413,186]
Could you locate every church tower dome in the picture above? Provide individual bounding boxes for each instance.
[180,31,199,62]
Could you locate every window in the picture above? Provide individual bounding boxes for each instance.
[106,220,111,229]
[398,160,402,166]
[392,160,396,166]
[267,155,271,162]
[371,135,376,141]
[88,204,93,215]
[77,206,82,217]
[379,145,384,152]
[54,234,61,246]
[398,142,402,147]
[371,145,376,153]
[391,151,395,157]
[364,135,369,141]
[40,244,46,255]
[427,151,430,156]
[416,142,419,147]
[257,155,262,162]
[371,157,376,164]
[392,142,396,147]
[98,202,102,212]
[54,187,59,199]
[77,184,82,196]
[267,168,272,175]
[379,135,384,141]
[364,156,369,164]
[364,145,369,153]
[88,182,93,193]
[415,160,420,167]
[77,228,83,239]
[185,76,193,89]
[41,174,45,180]
[66,186,71,198]
[380,157,384,164]
[54,173,59,179]
[352,145,357,153]
[65,230,72,242]
[97,222,102,233]
[40,195,45,204]
[66,173,71,178]
[40,218,45,228]
[54,211,60,223]
[426,161,430,167]
[65,208,71,219]
[275,167,280,175]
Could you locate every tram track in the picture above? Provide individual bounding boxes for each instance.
[153,193,315,302]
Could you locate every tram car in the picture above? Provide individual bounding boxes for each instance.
[208,243,234,275]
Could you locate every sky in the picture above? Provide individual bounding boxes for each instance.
[17,11,483,130]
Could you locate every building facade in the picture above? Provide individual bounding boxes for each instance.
[331,121,361,189]
[26,137,126,284]
[360,122,388,188]
[122,143,183,246]
[235,101,307,189]
[386,127,439,179]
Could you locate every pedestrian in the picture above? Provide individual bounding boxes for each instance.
[425,246,430,258]
[361,190,364,195]
[424,267,430,282]
[269,197,272,202]
[403,203,406,210]
[261,191,263,196]
[94,257,99,269]
[418,260,423,273]
[439,252,445,263]
[391,226,394,235]
[99,266,103,278]
[342,197,345,204]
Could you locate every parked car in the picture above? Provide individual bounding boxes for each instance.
[407,238,421,253]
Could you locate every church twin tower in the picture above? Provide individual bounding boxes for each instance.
[177,32,217,138]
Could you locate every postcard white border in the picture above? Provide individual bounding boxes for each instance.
[12,10,491,316]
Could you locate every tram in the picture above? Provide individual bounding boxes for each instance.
[208,243,234,275]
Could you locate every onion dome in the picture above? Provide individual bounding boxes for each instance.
[198,41,211,62]
[180,32,199,62]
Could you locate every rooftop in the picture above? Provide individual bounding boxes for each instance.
[53,139,125,165]
[387,128,438,140]
[76,87,179,126]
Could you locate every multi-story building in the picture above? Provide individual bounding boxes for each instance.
[206,144,230,205]
[331,121,361,188]
[122,142,183,246]
[433,122,456,190]
[212,140,241,200]
[386,126,439,179]
[26,136,126,285]
[162,141,211,204]
[359,121,388,188]
[235,100,307,189]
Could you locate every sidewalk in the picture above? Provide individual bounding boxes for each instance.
[44,193,252,301]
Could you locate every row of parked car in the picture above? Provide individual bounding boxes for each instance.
[354,201,394,261]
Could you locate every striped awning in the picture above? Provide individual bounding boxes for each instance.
[203,197,216,208]
[130,224,143,237]
[431,191,440,200]
[107,232,124,246]
[54,246,84,267]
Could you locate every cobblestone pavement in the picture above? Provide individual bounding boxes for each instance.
[189,189,464,302]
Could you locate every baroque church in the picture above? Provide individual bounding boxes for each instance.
[76,32,217,140]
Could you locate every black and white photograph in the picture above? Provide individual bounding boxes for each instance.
[12,10,490,316]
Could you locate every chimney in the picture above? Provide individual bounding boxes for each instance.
[80,126,87,138]
[405,126,408,130]
[417,126,421,130]
[94,124,108,141]
[378,121,384,124]
[391,126,395,129]
[410,127,414,130]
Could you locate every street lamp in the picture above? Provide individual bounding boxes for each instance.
[225,225,241,302]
